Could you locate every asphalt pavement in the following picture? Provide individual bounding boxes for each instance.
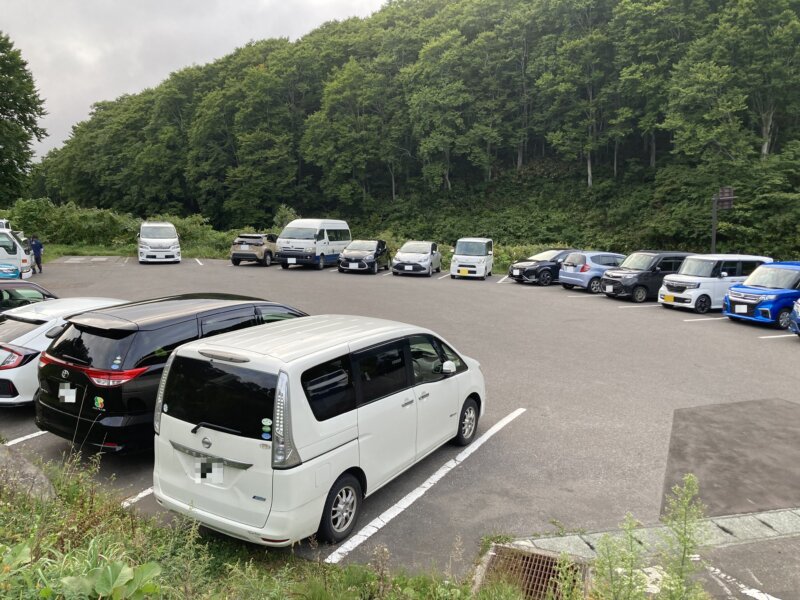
[2,256,799,597]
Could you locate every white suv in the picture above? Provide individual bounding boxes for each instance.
[153,315,486,546]
[658,254,772,314]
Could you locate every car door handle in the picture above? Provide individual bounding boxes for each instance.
[401,398,414,407]
[418,392,430,400]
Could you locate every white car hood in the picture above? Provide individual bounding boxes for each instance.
[395,252,430,262]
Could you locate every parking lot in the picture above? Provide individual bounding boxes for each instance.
[3,255,799,596]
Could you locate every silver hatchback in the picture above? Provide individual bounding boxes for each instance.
[392,241,442,277]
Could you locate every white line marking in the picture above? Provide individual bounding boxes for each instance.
[567,294,601,298]
[123,257,130,264]
[194,258,203,266]
[324,407,526,564]
[683,317,727,322]
[330,268,340,273]
[382,272,393,277]
[758,334,795,339]
[438,274,450,280]
[4,430,47,446]
[618,304,659,309]
[706,565,782,600]
[121,487,153,508]
[496,275,509,284]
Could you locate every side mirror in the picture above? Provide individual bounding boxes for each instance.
[488,250,493,256]
[442,360,456,375]
[136,232,140,239]
[653,266,661,273]
[719,272,728,278]
[45,324,66,339]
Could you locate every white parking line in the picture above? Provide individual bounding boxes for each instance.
[123,257,130,265]
[618,305,659,309]
[4,430,47,446]
[683,317,727,322]
[324,407,526,564]
[329,269,339,273]
[496,275,509,284]
[194,258,203,266]
[121,487,153,508]
[706,565,782,600]
[438,274,450,280]
[382,272,393,277]
[566,294,601,298]
[758,334,796,339]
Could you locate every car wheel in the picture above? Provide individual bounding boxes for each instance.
[371,261,378,274]
[776,308,792,329]
[392,271,398,276]
[338,266,344,273]
[317,256,325,270]
[231,258,240,266]
[436,264,441,273]
[280,263,289,270]
[694,295,711,314]
[588,278,602,294]
[538,270,553,286]
[561,284,574,290]
[427,265,432,277]
[453,398,479,446]
[632,286,648,303]
[263,253,272,267]
[318,473,362,544]
[451,275,456,279]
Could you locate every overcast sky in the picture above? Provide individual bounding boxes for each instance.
[2,0,385,157]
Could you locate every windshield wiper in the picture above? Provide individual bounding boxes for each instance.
[191,421,241,435]
[62,353,90,366]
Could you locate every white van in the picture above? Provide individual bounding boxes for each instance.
[138,221,181,263]
[275,218,351,269]
[658,254,772,314]
[450,237,494,280]
[0,228,33,279]
[153,315,486,546]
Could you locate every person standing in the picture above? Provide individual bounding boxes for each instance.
[30,235,43,274]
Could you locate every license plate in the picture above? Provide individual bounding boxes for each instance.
[734,304,747,314]
[513,269,520,276]
[194,458,224,484]
[664,295,674,303]
[58,382,77,404]
[287,258,296,264]
[405,266,413,271]
[459,268,468,276]
[349,262,358,269]
[563,266,573,272]
[605,285,614,293]
[240,244,249,250]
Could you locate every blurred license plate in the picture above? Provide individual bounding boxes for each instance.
[349,262,358,269]
[664,295,674,303]
[240,244,249,250]
[735,304,747,313]
[605,285,614,293]
[513,269,520,276]
[58,382,77,404]
[458,268,468,275]
[563,266,573,272]
[287,258,296,264]
[404,266,413,271]
[194,459,224,484]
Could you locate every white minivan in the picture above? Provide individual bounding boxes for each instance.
[0,229,33,279]
[275,218,351,269]
[153,315,486,546]
[658,254,772,314]
[450,237,494,280]
[138,221,181,263]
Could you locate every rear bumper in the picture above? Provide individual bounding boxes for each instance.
[231,252,262,262]
[34,398,154,451]
[558,272,592,287]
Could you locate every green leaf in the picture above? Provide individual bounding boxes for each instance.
[93,562,134,597]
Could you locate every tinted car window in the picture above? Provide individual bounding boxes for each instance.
[0,233,16,254]
[720,261,740,277]
[437,339,467,374]
[257,305,305,323]
[200,307,258,337]
[659,258,684,272]
[162,356,277,441]
[355,342,409,404]
[127,320,199,369]
[0,316,45,342]
[302,356,356,421]
[409,335,444,385]
[50,324,135,368]
[741,261,762,276]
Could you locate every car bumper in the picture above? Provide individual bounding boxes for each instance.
[276,252,320,266]
[722,297,777,325]
[231,252,262,262]
[139,250,181,262]
[558,272,592,287]
[0,361,39,405]
[508,268,536,283]
[392,262,429,274]
[34,398,154,451]
[339,258,376,272]
[452,263,488,278]
[658,289,698,309]
[600,278,635,297]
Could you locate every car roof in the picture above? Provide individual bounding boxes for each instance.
[186,314,425,364]
[67,294,275,331]
[284,218,348,228]
[760,261,800,269]
[575,250,624,256]
[5,297,125,321]
[685,254,773,261]
[141,221,175,227]
[457,237,492,243]
[630,250,692,256]
[403,240,435,245]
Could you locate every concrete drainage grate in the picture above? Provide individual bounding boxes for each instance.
[476,544,590,599]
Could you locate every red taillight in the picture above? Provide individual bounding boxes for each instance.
[0,344,38,370]
[0,350,24,370]
[579,264,591,272]
[39,352,147,387]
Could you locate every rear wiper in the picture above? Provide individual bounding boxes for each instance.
[62,354,90,366]
[191,421,241,435]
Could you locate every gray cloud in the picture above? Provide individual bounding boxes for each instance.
[1,0,384,156]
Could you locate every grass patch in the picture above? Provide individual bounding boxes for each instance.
[0,454,525,599]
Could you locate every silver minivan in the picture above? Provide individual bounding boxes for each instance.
[138,221,181,263]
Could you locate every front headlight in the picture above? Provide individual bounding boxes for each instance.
[683,282,700,289]
[304,247,314,252]
[419,255,430,263]
[392,257,399,264]
[476,257,485,264]
[139,244,149,250]
[623,274,637,282]
[762,294,778,301]
[365,255,374,261]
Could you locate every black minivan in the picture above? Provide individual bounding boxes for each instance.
[34,294,306,452]
[600,251,690,303]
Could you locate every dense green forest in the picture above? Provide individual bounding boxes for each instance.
[25,0,800,257]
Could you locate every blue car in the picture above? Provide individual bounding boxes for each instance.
[560,251,626,294]
[723,262,800,329]
[0,263,21,280]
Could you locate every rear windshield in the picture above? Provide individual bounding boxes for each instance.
[140,226,177,239]
[620,253,656,270]
[0,316,45,342]
[162,356,277,440]
[743,266,800,290]
[563,253,585,265]
[49,324,135,368]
